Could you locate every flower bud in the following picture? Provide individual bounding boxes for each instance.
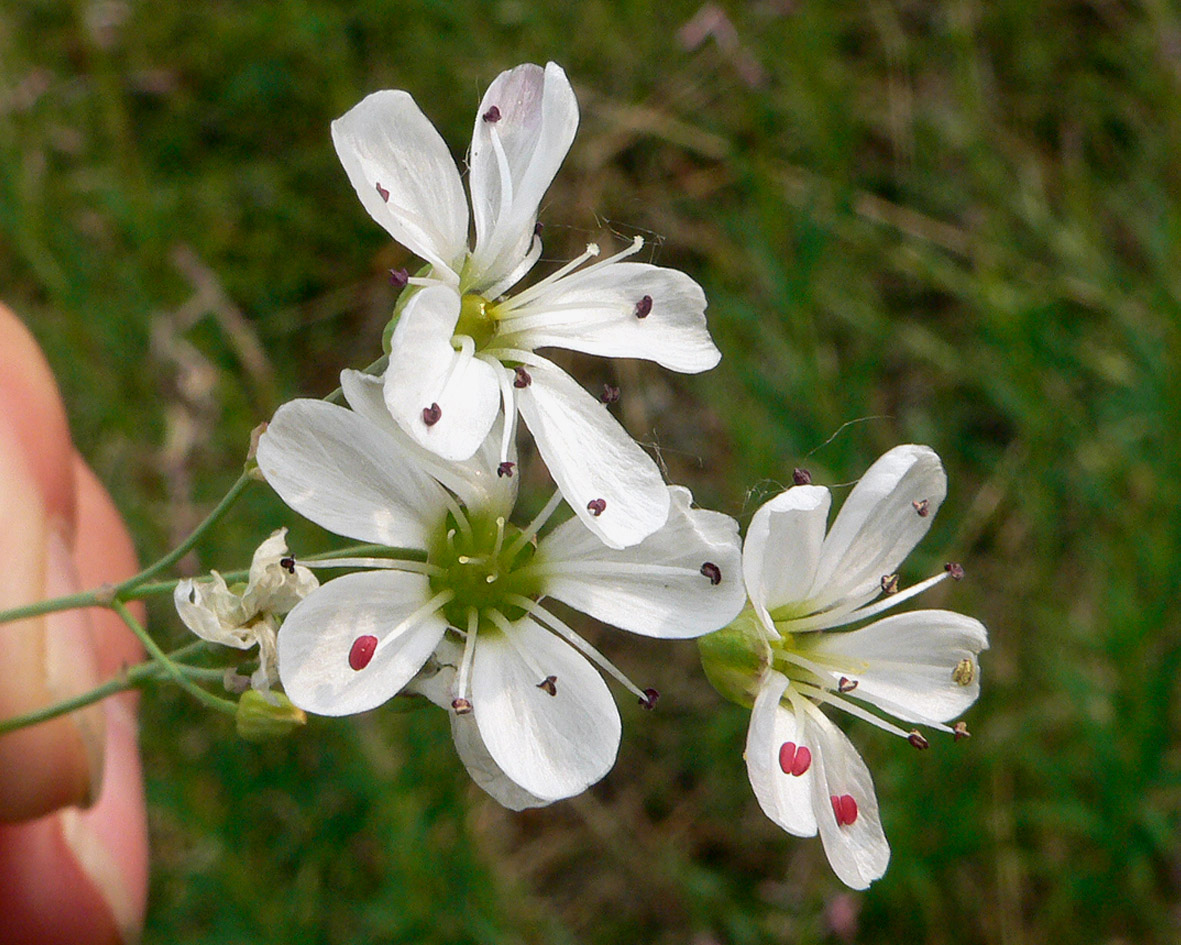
[235,689,307,742]
[696,607,772,708]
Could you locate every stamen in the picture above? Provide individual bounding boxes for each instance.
[880,573,899,594]
[793,681,913,740]
[945,562,965,580]
[700,562,722,585]
[537,675,558,696]
[482,105,502,122]
[788,569,953,632]
[422,403,442,426]
[489,516,506,563]
[831,794,859,827]
[485,353,520,467]
[837,677,858,693]
[513,365,532,388]
[634,295,653,319]
[504,490,564,562]
[521,598,654,704]
[601,384,620,404]
[639,688,660,710]
[453,608,479,714]
[913,498,930,517]
[907,730,930,750]
[952,658,975,686]
[497,462,515,478]
[279,556,296,574]
[493,244,601,311]
[301,557,443,578]
[778,741,812,777]
[587,498,607,517]
[953,721,971,741]
[349,635,378,671]
[792,468,812,486]
[388,268,409,288]
[440,492,474,544]
[375,182,390,202]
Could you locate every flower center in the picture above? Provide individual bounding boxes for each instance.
[453,292,498,350]
[427,509,543,631]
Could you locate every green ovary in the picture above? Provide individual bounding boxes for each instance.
[427,510,543,631]
[452,293,498,351]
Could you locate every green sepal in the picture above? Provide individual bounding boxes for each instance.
[697,606,772,709]
[236,689,307,742]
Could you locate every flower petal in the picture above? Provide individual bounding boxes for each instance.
[471,618,620,802]
[806,706,890,890]
[277,571,448,716]
[802,610,989,726]
[174,576,251,649]
[331,89,468,279]
[538,486,744,638]
[515,356,670,549]
[468,62,578,292]
[450,712,554,811]
[745,671,818,837]
[743,485,830,630]
[257,399,446,547]
[384,284,502,462]
[508,261,719,373]
[808,445,947,611]
[342,368,517,515]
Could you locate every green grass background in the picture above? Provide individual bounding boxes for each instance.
[3,1,1180,942]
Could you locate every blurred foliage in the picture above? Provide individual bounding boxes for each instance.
[2,0,1181,942]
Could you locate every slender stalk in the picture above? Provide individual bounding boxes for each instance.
[111,600,237,716]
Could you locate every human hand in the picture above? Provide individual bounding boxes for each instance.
[0,304,148,944]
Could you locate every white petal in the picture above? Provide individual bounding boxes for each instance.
[342,368,517,515]
[257,399,446,547]
[277,571,448,716]
[538,485,744,638]
[806,707,890,889]
[808,445,947,611]
[515,357,670,549]
[384,284,501,461]
[803,610,989,725]
[510,262,719,373]
[745,671,818,836]
[468,62,578,292]
[241,528,319,616]
[743,486,830,630]
[331,90,468,278]
[174,577,251,649]
[471,618,620,802]
[450,711,553,811]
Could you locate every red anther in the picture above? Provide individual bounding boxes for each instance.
[388,267,409,288]
[779,742,811,776]
[451,697,473,715]
[634,295,653,319]
[348,635,378,671]
[945,562,965,580]
[913,498,930,517]
[482,105,502,123]
[831,793,859,826]
[838,676,858,693]
[587,498,606,517]
[536,675,557,696]
[422,403,442,426]
[792,468,812,486]
[279,556,296,574]
[513,365,532,388]
[375,182,390,202]
[639,687,660,710]
[600,384,620,404]
[779,741,797,774]
[700,562,722,585]
[497,461,515,478]
[908,730,930,750]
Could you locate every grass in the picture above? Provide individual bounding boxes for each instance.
[2,0,1180,942]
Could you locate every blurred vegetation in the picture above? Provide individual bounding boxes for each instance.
[3,0,1180,942]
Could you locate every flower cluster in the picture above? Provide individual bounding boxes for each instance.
[178,62,988,888]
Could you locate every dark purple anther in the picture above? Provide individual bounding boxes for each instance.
[451,697,473,715]
[600,384,620,404]
[422,403,442,426]
[945,562,965,580]
[586,498,606,517]
[639,688,660,710]
[513,365,532,388]
[838,677,858,693]
[482,105,502,123]
[375,182,390,202]
[953,721,971,741]
[881,573,899,594]
[634,295,653,319]
[908,730,930,750]
[537,675,557,696]
[913,498,930,517]
[533,221,544,237]
[497,461,515,478]
[700,562,722,585]
[388,267,409,288]
[792,468,812,486]
[279,556,296,574]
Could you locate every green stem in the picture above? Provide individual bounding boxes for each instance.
[111,600,237,716]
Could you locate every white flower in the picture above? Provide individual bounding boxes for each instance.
[711,445,988,888]
[332,62,721,549]
[255,370,745,806]
[174,529,319,691]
